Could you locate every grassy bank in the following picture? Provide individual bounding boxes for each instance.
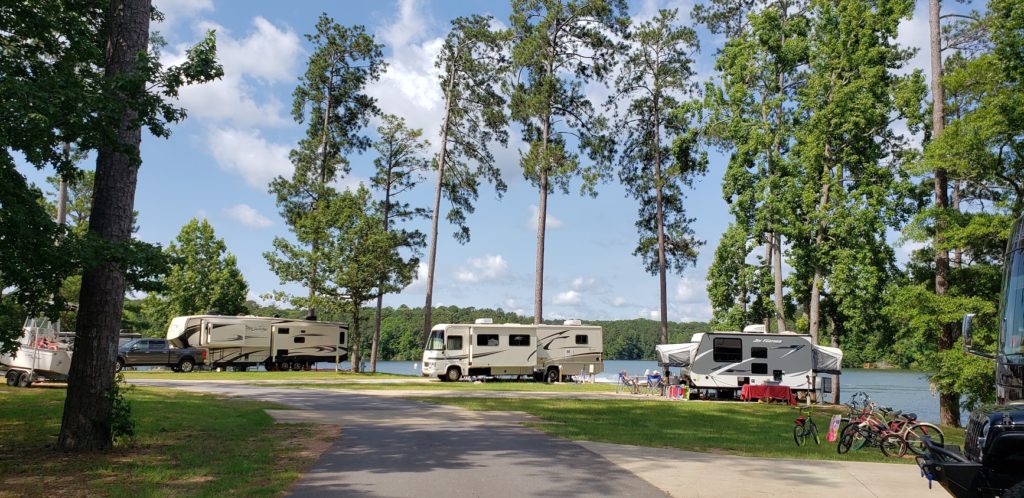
[417,397,966,464]
[0,386,335,497]
[123,370,413,380]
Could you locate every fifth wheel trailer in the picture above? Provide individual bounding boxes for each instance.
[421,319,604,382]
[167,315,348,370]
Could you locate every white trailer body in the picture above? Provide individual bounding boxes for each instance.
[421,319,604,382]
[167,315,348,370]
[657,329,843,392]
[1,318,73,387]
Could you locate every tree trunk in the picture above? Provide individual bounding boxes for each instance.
[534,111,551,325]
[370,183,392,373]
[58,143,70,225]
[809,146,832,345]
[350,306,361,373]
[952,179,962,268]
[930,0,959,428]
[653,99,668,346]
[763,238,772,332]
[422,55,458,342]
[773,232,786,333]
[57,0,150,452]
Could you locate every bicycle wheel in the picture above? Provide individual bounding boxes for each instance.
[837,424,858,454]
[810,421,820,446]
[909,423,944,455]
[880,434,908,458]
[794,425,806,446]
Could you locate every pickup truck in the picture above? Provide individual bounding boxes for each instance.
[116,338,206,373]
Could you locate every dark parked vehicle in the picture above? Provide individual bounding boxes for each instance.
[918,216,1024,497]
[117,338,206,373]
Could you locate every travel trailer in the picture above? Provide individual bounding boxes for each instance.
[166,315,348,370]
[421,319,604,382]
[656,325,842,395]
[1,318,73,387]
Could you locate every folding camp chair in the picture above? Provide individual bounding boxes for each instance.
[646,373,665,395]
[616,370,640,394]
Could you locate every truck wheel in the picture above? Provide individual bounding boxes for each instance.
[446,367,461,382]
[16,371,31,388]
[1005,480,1024,498]
[178,358,195,373]
[545,367,559,384]
[115,359,125,373]
[5,371,18,386]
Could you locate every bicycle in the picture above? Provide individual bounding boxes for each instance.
[885,411,945,456]
[794,406,820,446]
[837,403,908,458]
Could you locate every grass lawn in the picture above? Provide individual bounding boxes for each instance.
[415,397,966,464]
[123,370,414,381]
[0,385,337,497]
[277,381,619,392]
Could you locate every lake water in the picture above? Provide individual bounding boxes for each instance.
[319,359,965,424]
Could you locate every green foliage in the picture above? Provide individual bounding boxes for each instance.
[107,373,135,446]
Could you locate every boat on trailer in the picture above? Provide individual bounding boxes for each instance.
[1,318,74,387]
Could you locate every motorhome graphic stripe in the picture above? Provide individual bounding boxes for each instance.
[711,358,754,376]
[778,345,805,358]
[439,350,507,361]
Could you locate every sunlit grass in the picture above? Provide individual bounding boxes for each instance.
[0,386,331,496]
[280,381,621,392]
[123,370,413,380]
[415,397,966,464]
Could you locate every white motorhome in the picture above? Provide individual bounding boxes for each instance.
[655,325,842,395]
[167,315,348,371]
[421,319,604,382]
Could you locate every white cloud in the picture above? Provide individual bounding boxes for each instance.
[553,290,582,305]
[368,0,445,139]
[527,205,565,231]
[404,262,430,290]
[612,296,627,307]
[153,0,213,29]
[224,204,273,228]
[455,254,509,283]
[571,276,596,291]
[207,126,292,189]
[161,17,301,127]
[674,276,707,303]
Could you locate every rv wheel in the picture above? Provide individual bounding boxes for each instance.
[178,358,195,373]
[545,367,559,384]
[446,367,461,382]
[16,372,31,388]
[5,371,17,386]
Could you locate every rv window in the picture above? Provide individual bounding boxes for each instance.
[339,331,346,345]
[446,335,463,351]
[278,327,290,335]
[294,337,306,344]
[425,330,444,350]
[509,334,531,347]
[477,334,499,346]
[751,363,768,374]
[751,347,767,359]
[575,335,588,345]
[713,337,742,362]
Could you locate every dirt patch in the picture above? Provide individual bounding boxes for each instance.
[277,423,341,465]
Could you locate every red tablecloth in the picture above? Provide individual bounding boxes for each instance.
[740,384,796,405]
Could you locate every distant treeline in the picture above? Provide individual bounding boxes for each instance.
[124,300,710,361]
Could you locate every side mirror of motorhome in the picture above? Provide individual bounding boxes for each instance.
[962,313,996,359]
[963,313,975,352]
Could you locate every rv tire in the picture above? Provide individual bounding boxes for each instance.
[545,367,559,384]
[178,358,195,373]
[5,371,17,386]
[446,367,461,382]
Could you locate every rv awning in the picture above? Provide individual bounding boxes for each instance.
[812,345,843,373]
[656,343,699,368]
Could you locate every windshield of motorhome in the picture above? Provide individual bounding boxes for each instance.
[426,330,444,350]
[1002,246,1024,361]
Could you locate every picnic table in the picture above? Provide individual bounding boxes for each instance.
[740,384,796,405]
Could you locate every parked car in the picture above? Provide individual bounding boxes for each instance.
[117,338,206,373]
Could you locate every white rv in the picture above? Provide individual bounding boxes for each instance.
[421,319,604,382]
[167,315,348,371]
[655,325,842,394]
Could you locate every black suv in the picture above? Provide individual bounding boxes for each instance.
[919,403,1024,497]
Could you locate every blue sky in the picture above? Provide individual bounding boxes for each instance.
[16,0,961,322]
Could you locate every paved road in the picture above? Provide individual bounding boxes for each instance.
[131,380,666,497]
